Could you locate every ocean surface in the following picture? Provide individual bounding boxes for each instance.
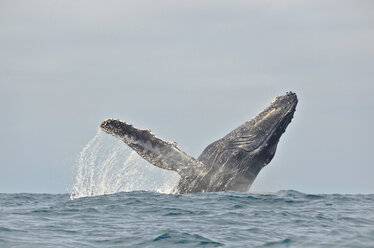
[2,132,373,247]
[1,191,374,248]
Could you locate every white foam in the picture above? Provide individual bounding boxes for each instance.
[70,129,180,199]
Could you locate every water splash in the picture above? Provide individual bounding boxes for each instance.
[70,130,180,199]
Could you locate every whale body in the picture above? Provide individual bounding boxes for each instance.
[100,92,298,194]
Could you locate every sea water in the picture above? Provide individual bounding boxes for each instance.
[1,191,374,247]
[1,131,373,247]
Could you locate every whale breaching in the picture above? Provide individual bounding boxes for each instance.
[100,92,298,194]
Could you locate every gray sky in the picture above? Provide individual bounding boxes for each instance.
[1,0,373,194]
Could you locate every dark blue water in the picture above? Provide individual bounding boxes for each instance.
[1,191,373,247]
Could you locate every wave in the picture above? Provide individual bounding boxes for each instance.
[1,191,374,247]
[70,130,180,199]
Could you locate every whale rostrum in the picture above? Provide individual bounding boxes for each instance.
[100,92,298,194]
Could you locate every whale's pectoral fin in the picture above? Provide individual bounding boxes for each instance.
[100,119,206,178]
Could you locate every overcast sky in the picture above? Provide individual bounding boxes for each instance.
[1,0,373,194]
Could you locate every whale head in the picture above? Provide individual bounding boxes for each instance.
[249,91,298,165]
[197,92,298,191]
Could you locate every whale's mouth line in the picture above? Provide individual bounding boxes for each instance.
[259,93,298,149]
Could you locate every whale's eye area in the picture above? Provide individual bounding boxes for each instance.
[270,97,279,104]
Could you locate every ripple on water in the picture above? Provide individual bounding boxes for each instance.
[149,231,224,247]
[0,191,373,248]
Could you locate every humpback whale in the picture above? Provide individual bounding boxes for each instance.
[100,92,298,194]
